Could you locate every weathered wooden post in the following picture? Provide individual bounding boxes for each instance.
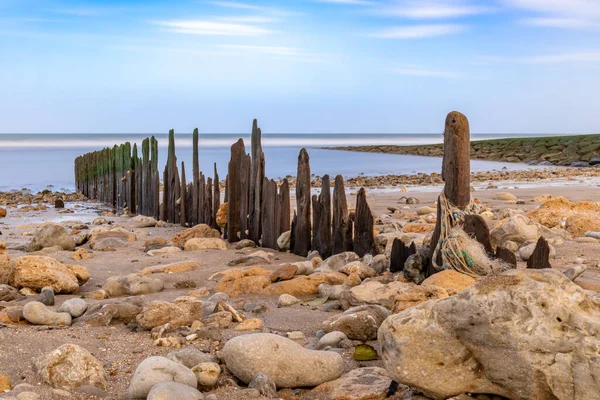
[332,175,352,254]
[353,188,374,257]
[151,136,160,220]
[213,163,220,231]
[249,120,265,243]
[240,154,251,239]
[227,139,245,242]
[261,178,278,249]
[292,149,311,257]
[317,175,332,258]
[527,237,551,269]
[278,179,291,241]
[181,162,187,226]
[192,128,200,226]
[390,239,416,273]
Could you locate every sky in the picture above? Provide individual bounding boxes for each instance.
[0,0,599,134]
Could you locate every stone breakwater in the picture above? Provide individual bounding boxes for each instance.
[329,134,600,167]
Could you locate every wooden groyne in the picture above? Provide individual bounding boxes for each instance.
[74,119,375,257]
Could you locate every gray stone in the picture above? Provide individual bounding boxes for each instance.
[403,252,427,284]
[0,284,20,301]
[147,382,204,400]
[235,239,257,250]
[277,294,301,307]
[221,333,343,388]
[564,265,588,281]
[102,274,164,297]
[166,346,219,368]
[23,301,71,326]
[277,231,291,251]
[571,161,589,167]
[28,224,75,252]
[586,231,600,239]
[316,331,348,350]
[318,252,360,273]
[317,284,345,300]
[58,298,88,318]
[127,356,197,399]
[92,237,128,251]
[322,305,389,341]
[371,254,388,274]
[36,286,55,306]
[249,374,277,398]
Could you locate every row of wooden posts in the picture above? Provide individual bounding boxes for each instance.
[74,120,377,258]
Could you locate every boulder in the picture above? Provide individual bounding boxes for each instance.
[23,301,71,326]
[183,238,227,251]
[216,203,228,228]
[166,347,218,368]
[140,261,200,275]
[277,230,291,251]
[269,265,298,282]
[171,224,221,247]
[235,239,256,250]
[519,241,556,261]
[316,331,348,350]
[136,299,203,330]
[378,269,600,400]
[421,270,476,293]
[417,206,436,215]
[221,333,343,388]
[9,256,88,294]
[318,284,345,300]
[0,284,20,301]
[393,285,449,313]
[277,294,301,307]
[72,248,92,261]
[89,229,136,247]
[76,303,141,327]
[128,356,197,399]
[322,305,389,341]
[262,273,347,296]
[0,241,10,284]
[34,344,108,391]
[339,280,412,310]
[527,197,600,237]
[147,382,204,400]
[128,215,158,228]
[318,252,360,273]
[313,367,396,400]
[490,214,540,247]
[191,362,220,387]
[91,237,128,251]
[494,192,517,201]
[339,261,376,279]
[28,224,75,252]
[147,246,182,256]
[214,267,272,297]
[102,274,164,297]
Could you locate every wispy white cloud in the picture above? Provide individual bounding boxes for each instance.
[376,1,493,19]
[505,0,600,29]
[51,7,105,17]
[366,23,465,38]
[208,1,300,17]
[217,16,279,23]
[482,51,600,64]
[154,20,273,36]
[314,0,377,5]
[217,44,328,62]
[387,66,460,78]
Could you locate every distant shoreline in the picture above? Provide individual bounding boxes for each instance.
[325,134,600,167]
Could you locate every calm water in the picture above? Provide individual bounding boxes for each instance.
[0,133,554,192]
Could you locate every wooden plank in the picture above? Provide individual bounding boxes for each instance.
[353,188,374,257]
[292,148,311,257]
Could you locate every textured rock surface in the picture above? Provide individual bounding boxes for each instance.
[379,269,600,400]
[323,305,389,341]
[170,224,221,247]
[147,382,204,400]
[339,280,411,310]
[221,333,343,388]
[128,356,197,399]
[28,224,76,252]
[9,256,88,293]
[23,301,72,326]
[421,270,476,293]
[102,273,164,297]
[183,238,227,251]
[313,367,395,400]
[34,344,108,391]
[136,299,203,330]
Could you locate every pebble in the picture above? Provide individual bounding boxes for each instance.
[277,294,301,307]
[127,356,197,399]
[249,374,277,398]
[191,362,221,387]
[317,331,348,350]
[147,382,204,400]
[58,298,88,318]
[36,286,55,306]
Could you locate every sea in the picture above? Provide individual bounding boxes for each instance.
[0,133,558,193]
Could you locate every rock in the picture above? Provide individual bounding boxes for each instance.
[421,270,476,293]
[147,382,204,400]
[184,238,227,251]
[339,280,411,310]
[393,285,449,313]
[102,274,164,297]
[171,224,221,247]
[214,267,272,297]
[28,224,75,252]
[319,252,360,273]
[270,265,298,282]
[417,206,436,215]
[318,284,345,300]
[140,261,199,275]
[9,256,88,293]
[222,333,343,388]
[0,375,11,392]
[23,301,71,326]
[263,273,347,296]
[89,229,136,247]
[490,214,540,247]
[0,207,6,217]
[235,239,257,249]
[136,299,203,330]
[571,161,589,167]
[235,318,263,331]
[0,284,20,301]
[128,356,197,399]
[216,203,228,228]
[340,261,376,279]
[494,192,517,201]
[277,230,291,251]
[192,362,221,387]
[566,214,600,237]
[166,346,218,368]
[313,367,395,400]
[129,215,158,228]
[378,269,600,400]
[76,302,141,326]
[227,255,271,267]
[371,254,387,274]
[527,197,600,237]
[0,241,10,284]
[322,305,389,341]
[519,241,556,261]
[58,298,88,318]
[34,344,108,390]
[91,237,128,251]
[403,251,428,284]
[316,331,348,350]
[147,246,182,256]
[249,374,277,398]
[72,248,92,261]
[16,392,41,400]
[504,240,519,252]
[36,286,55,305]
[277,294,301,307]
[564,265,588,281]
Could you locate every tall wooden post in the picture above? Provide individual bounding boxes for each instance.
[227,139,245,242]
[353,188,374,257]
[181,162,187,226]
[213,163,220,231]
[332,175,352,254]
[192,128,200,226]
[292,148,311,257]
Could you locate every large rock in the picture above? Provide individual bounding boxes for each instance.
[490,215,540,247]
[33,344,108,390]
[23,301,71,326]
[136,299,203,330]
[128,356,197,399]
[214,268,272,297]
[262,273,347,296]
[340,280,411,310]
[378,269,600,400]
[277,231,291,251]
[58,298,88,318]
[9,256,88,294]
[171,224,221,247]
[528,196,600,237]
[313,367,397,400]
[0,241,10,284]
[147,382,204,400]
[0,284,19,301]
[91,237,128,251]
[221,333,343,388]
[519,241,556,261]
[128,215,158,228]
[89,228,136,246]
[421,270,476,294]
[76,303,141,326]
[322,305,389,341]
[28,224,76,252]
[102,273,164,297]
[183,238,227,251]
[339,261,376,279]
[166,346,218,368]
[393,285,449,313]
[140,261,200,275]
[318,252,360,273]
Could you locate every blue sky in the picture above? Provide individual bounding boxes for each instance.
[0,0,599,134]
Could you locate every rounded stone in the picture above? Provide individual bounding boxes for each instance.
[191,362,221,387]
[147,382,204,400]
[58,298,88,318]
[23,301,72,326]
[127,356,197,399]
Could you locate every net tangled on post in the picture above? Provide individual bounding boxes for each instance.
[432,192,510,277]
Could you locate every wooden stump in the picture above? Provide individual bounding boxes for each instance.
[249,120,265,243]
[463,214,493,255]
[332,175,352,254]
[495,247,517,268]
[278,179,291,240]
[390,239,416,273]
[353,188,374,257]
[261,178,278,249]
[181,162,187,226]
[227,139,245,242]
[527,237,552,269]
[192,128,200,226]
[292,149,311,257]
[213,163,220,231]
[317,175,332,259]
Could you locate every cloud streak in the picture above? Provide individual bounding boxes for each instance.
[375,1,493,19]
[505,0,600,29]
[482,51,600,64]
[366,23,465,38]
[154,20,273,36]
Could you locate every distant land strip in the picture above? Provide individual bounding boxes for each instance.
[326,134,600,167]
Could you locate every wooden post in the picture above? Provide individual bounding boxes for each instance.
[332,175,352,254]
[213,163,220,231]
[527,237,551,269]
[353,188,374,257]
[292,148,311,257]
[261,178,278,249]
[192,128,200,226]
[181,162,187,226]
[317,175,332,259]
[311,194,321,252]
[390,239,416,273]
[227,139,245,242]
[249,120,265,243]
[278,179,291,240]
[240,154,251,240]
[151,136,160,220]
